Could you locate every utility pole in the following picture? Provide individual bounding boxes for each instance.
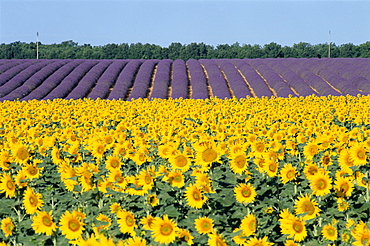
[328,30,331,58]
[36,32,39,59]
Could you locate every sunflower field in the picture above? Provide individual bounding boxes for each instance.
[0,95,369,246]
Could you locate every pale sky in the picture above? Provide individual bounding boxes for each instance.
[1,0,369,47]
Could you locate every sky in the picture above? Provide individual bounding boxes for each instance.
[0,0,369,48]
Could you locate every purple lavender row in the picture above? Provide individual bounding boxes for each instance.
[233,59,273,97]
[0,60,53,99]
[0,60,69,101]
[43,60,99,100]
[326,59,370,94]
[0,60,38,87]
[127,60,159,100]
[150,59,172,99]
[199,59,231,99]
[186,59,209,99]
[282,59,341,96]
[107,60,143,100]
[21,60,84,101]
[350,59,370,80]
[307,59,365,96]
[215,59,252,99]
[248,59,296,98]
[263,59,317,97]
[65,60,113,100]
[87,60,128,100]
[0,60,23,74]
[171,59,189,99]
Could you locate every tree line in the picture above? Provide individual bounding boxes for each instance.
[1,40,369,60]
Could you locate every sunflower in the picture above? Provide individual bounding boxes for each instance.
[93,213,112,233]
[137,170,155,190]
[105,156,122,172]
[168,152,191,172]
[263,159,279,177]
[124,236,148,246]
[338,149,355,172]
[250,140,266,157]
[303,141,319,160]
[59,210,86,240]
[165,171,185,188]
[207,232,227,246]
[140,215,155,231]
[308,170,332,196]
[11,143,30,165]
[151,215,178,245]
[117,210,137,236]
[51,147,64,165]
[194,141,221,168]
[110,203,123,214]
[234,183,257,204]
[31,210,58,236]
[352,221,370,246]
[334,176,354,197]
[0,173,16,198]
[280,163,297,184]
[22,162,44,180]
[0,151,11,171]
[303,162,320,179]
[91,142,106,160]
[294,193,321,220]
[279,210,307,242]
[23,187,44,214]
[229,152,248,175]
[177,228,194,245]
[243,236,273,246]
[184,184,208,209]
[240,213,257,236]
[321,223,337,241]
[147,194,159,207]
[194,216,214,234]
[349,143,368,166]
[284,240,300,246]
[336,198,349,212]
[1,217,14,237]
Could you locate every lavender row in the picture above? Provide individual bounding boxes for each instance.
[233,59,274,97]
[0,60,53,98]
[43,61,99,100]
[186,59,209,99]
[215,59,252,99]
[308,59,365,96]
[65,60,113,100]
[0,60,23,74]
[263,59,317,97]
[248,59,296,97]
[150,59,172,99]
[127,60,159,100]
[171,59,189,99]
[107,60,144,100]
[21,60,84,101]
[282,59,341,96]
[87,60,128,99]
[0,60,69,101]
[199,59,231,99]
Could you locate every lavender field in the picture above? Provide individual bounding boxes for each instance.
[0,58,369,101]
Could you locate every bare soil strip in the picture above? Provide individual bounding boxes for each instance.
[186,64,193,99]
[315,73,343,94]
[200,64,214,98]
[277,74,299,96]
[253,69,278,97]
[146,64,157,98]
[167,63,173,99]
[234,66,257,98]
[219,66,235,97]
